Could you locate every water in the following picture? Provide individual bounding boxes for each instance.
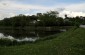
[0,29,61,42]
[0,33,39,42]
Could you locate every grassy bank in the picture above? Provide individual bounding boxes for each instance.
[0,27,85,55]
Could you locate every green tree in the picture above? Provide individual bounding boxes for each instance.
[38,11,59,26]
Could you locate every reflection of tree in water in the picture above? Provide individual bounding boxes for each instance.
[0,29,37,38]
[0,29,61,38]
[37,31,61,37]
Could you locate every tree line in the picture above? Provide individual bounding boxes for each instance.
[0,11,85,27]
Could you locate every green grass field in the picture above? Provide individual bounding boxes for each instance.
[0,27,85,55]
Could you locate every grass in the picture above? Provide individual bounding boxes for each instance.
[0,27,85,55]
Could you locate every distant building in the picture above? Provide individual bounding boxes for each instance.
[80,16,84,20]
[64,18,69,21]
[80,25,85,28]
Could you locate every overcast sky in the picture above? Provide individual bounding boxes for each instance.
[0,0,85,20]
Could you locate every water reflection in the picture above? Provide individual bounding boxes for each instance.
[0,33,39,42]
[0,29,61,42]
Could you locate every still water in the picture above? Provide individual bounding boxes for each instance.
[0,29,62,42]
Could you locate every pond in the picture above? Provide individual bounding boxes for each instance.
[0,27,66,42]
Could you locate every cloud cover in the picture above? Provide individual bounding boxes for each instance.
[0,0,85,19]
[59,3,85,17]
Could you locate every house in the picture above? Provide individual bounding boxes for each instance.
[80,25,85,28]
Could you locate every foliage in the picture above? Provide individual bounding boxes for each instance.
[0,11,85,27]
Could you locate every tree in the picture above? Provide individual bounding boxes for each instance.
[38,11,59,26]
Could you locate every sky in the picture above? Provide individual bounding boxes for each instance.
[0,0,85,20]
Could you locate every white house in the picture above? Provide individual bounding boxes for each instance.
[80,25,85,28]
